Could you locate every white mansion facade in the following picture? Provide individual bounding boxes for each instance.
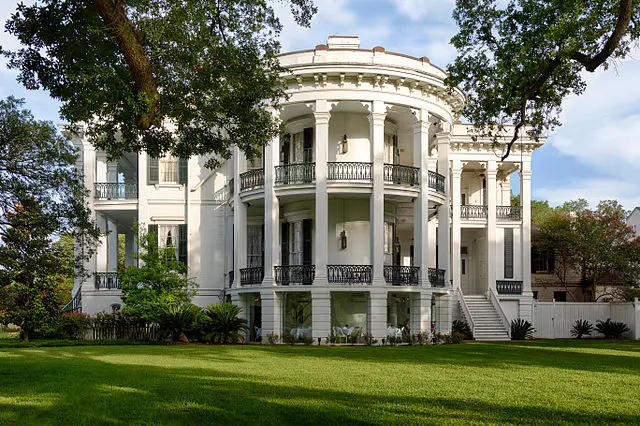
[71,36,543,341]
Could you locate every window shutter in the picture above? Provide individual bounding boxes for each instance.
[261,224,265,268]
[148,224,159,254]
[504,228,514,278]
[281,222,290,266]
[303,127,313,163]
[302,219,313,265]
[148,157,159,185]
[178,158,188,185]
[178,224,188,267]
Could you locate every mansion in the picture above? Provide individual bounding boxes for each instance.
[71,36,543,342]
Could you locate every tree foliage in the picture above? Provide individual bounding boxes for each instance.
[447,0,640,159]
[120,229,197,321]
[2,0,316,167]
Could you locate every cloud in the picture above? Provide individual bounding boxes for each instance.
[388,0,455,23]
[535,177,640,210]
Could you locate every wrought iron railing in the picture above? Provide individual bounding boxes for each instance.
[327,162,373,181]
[327,265,372,285]
[274,265,315,285]
[428,268,446,287]
[383,164,420,186]
[94,272,120,290]
[461,205,487,219]
[383,266,420,286]
[240,169,264,191]
[275,163,315,185]
[94,183,138,200]
[428,171,445,193]
[62,290,82,313]
[240,267,264,286]
[497,206,522,221]
[496,280,523,295]
[228,270,234,288]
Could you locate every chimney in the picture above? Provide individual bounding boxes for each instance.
[327,36,360,49]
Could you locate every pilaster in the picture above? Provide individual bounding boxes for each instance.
[370,100,387,286]
[260,289,280,341]
[311,288,331,342]
[314,100,331,285]
[369,288,387,340]
[486,160,498,292]
[451,160,462,289]
[413,110,431,287]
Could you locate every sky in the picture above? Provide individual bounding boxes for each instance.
[2,0,640,210]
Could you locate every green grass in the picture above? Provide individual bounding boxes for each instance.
[1,340,639,425]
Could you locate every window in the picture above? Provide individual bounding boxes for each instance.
[384,221,395,255]
[160,156,178,183]
[247,225,264,267]
[532,248,555,273]
[553,291,567,302]
[461,259,466,275]
[504,228,514,279]
[159,225,179,260]
[148,156,187,185]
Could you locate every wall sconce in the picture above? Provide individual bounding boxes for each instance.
[341,134,348,154]
[340,230,348,249]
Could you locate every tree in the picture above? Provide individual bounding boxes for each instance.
[120,229,197,321]
[2,0,316,167]
[447,0,640,159]
[0,97,98,341]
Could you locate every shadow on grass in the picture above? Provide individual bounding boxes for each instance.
[0,342,639,424]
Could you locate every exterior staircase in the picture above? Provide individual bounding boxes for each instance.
[461,295,510,341]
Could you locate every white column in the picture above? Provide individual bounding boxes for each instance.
[80,140,96,291]
[370,101,387,286]
[231,294,246,320]
[96,214,108,272]
[451,160,462,289]
[107,217,118,272]
[260,289,280,341]
[314,101,331,285]
[312,289,330,343]
[369,289,387,341]
[233,146,247,289]
[486,160,498,292]
[436,125,451,285]
[96,153,108,182]
[413,112,431,286]
[263,133,280,286]
[520,161,532,294]
[411,291,432,333]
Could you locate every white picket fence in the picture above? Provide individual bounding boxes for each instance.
[532,300,640,339]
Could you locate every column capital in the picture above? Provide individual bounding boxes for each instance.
[413,119,431,134]
[313,111,331,125]
[368,111,386,125]
[486,159,498,174]
[520,170,533,179]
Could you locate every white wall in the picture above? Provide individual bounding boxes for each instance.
[327,198,370,264]
[328,112,371,163]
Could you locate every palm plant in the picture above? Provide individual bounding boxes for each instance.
[595,319,630,339]
[154,303,202,343]
[571,319,594,339]
[511,318,535,340]
[202,303,248,344]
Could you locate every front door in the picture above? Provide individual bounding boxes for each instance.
[460,252,471,294]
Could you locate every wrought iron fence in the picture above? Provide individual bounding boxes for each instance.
[240,267,264,286]
[383,164,420,186]
[383,266,420,286]
[428,268,446,287]
[94,272,120,290]
[496,280,523,294]
[274,265,315,285]
[497,206,522,221]
[327,162,372,181]
[94,183,138,200]
[327,265,372,284]
[428,171,445,193]
[275,163,315,185]
[240,169,264,191]
[461,205,487,219]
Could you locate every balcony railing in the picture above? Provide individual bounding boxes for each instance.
[496,280,523,295]
[497,206,522,221]
[240,169,264,191]
[327,265,372,285]
[240,267,264,286]
[274,265,315,285]
[461,205,487,219]
[95,183,138,200]
[327,162,372,181]
[383,164,420,186]
[428,268,446,287]
[428,171,446,193]
[384,266,420,286]
[275,163,315,185]
[94,272,120,290]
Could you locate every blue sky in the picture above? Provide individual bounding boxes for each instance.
[2,0,640,209]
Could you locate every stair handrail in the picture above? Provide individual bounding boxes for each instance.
[456,287,475,335]
[487,287,511,338]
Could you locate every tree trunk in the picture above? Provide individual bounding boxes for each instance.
[177,331,189,343]
[23,328,29,343]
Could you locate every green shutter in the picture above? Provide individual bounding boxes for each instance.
[504,228,514,279]
[178,224,188,267]
[178,158,188,185]
[148,224,159,255]
[148,157,159,185]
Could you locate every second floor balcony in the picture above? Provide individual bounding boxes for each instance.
[240,169,265,191]
[275,163,315,185]
[95,183,138,200]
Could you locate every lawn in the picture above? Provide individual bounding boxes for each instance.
[1,340,639,425]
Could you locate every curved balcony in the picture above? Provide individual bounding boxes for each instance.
[383,163,419,187]
[95,183,138,200]
[240,169,264,191]
[274,265,315,286]
[94,272,120,290]
[428,171,445,193]
[461,205,487,219]
[240,267,264,286]
[384,266,419,286]
[428,268,446,287]
[327,162,372,181]
[497,206,522,221]
[327,265,372,285]
[275,163,315,185]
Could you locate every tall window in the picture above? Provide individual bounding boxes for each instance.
[247,225,264,267]
[504,228,514,279]
[160,156,178,183]
[290,221,304,265]
[384,221,395,265]
[159,225,179,260]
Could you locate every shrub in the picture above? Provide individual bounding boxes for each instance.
[202,303,248,344]
[595,319,630,339]
[363,333,378,346]
[297,335,313,345]
[452,320,473,340]
[414,330,430,346]
[281,332,296,345]
[265,332,279,344]
[511,319,535,340]
[433,331,464,344]
[57,312,91,340]
[154,303,202,343]
[571,319,594,339]
[386,335,402,346]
